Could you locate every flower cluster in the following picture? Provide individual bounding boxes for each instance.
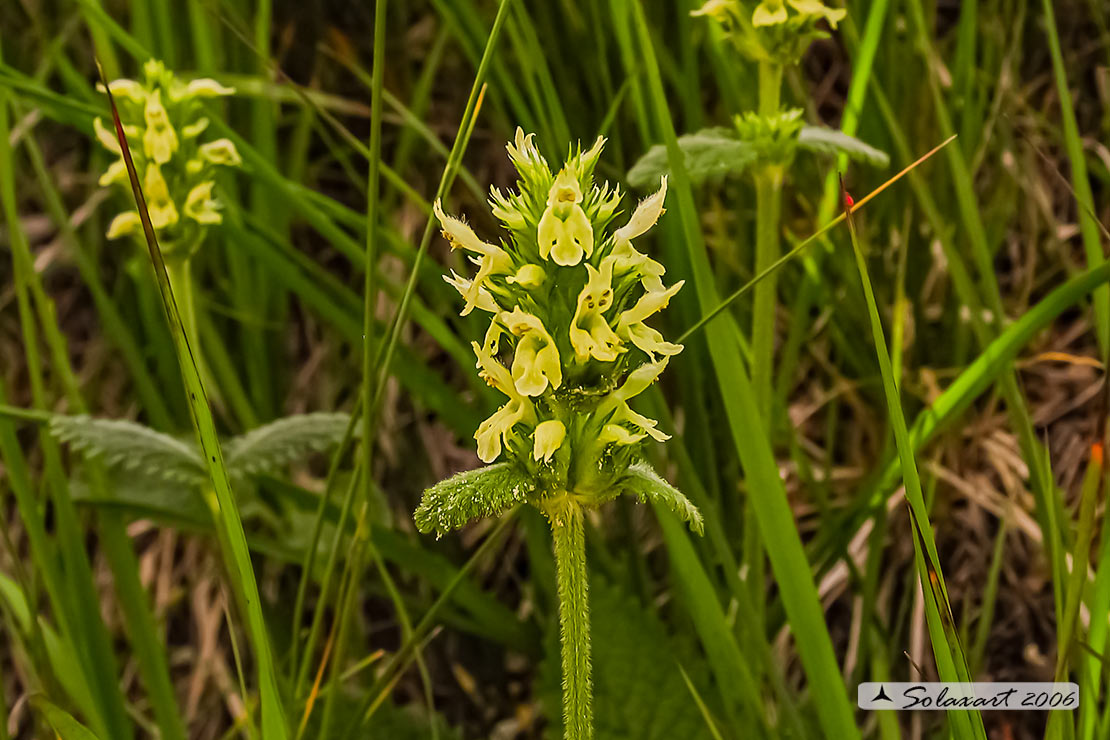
[692,0,845,63]
[435,130,683,503]
[95,59,241,258]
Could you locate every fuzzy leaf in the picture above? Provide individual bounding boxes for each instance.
[414,463,534,536]
[224,412,351,480]
[797,126,890,167]
[627,128,757,188]
[620,462,703,535]
[49,414,207,486]
[540,579,717,740]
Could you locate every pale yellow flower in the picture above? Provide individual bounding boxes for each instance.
[472,341,535,463]
[96,79,146,104]
[106,211,142,240]
[596,360,671,442]
[198,138,242,167]
[98,159,128,187]
[500,307,562,397]
[184,181,222,225]
[537,168,594,266]
[752,0,788,26]
[616,281,685,361]
[434,200,514,314]
[787,0,846,27]
[611,178,669,292]
[569,257,623,362]
[444,271,498,315]
[142,89,178,165]
[532,419,566,462]
[181,118,210,138]
[143,163,178,230]
[183,78,236,98]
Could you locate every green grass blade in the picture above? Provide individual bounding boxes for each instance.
[843,189,987,739]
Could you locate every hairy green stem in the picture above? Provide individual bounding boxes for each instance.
[549,497,592,740]
[751,165,783,424]
[751,60,783,426]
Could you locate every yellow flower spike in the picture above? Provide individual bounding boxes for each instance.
[183,78,236,98]
[537,168,594,266]
[616,281,686,360]
[182,118,210,138]
[142,163,179,230]
[106,211,142,240]
[98,159,128,187]
[787,0,846,27]
[532,420,566,462]
[570,258,624,362]
[501,307,562,397]
[444,271,498,315]
[198,139,242,167]
[752,0,789,26]
[184,181,222,225]
[507,264,546,288]
[472,341,535,463]
[142,89,179,165]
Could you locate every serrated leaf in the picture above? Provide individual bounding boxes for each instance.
[414,463,533,536]
[621,461,703,535]
[797,126,890,167]
[49,414,207,486]
[224,412,351,480]
[628,128,757,188]
[540,580,717,740]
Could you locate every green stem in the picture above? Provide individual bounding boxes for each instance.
[751,166,783,425]
[751,60,784,426]
[549,497,592,740]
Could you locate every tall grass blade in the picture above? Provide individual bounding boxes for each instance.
[842,179,987,739]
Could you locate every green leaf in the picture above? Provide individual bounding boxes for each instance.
[540,580,717,740]
[414,463,534,536]
[30,696,103,740]
[627,128,756,188]
[797,126,890,167]
[224,412,352,480]
[48,415,207,486]
[621,462,703,535]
